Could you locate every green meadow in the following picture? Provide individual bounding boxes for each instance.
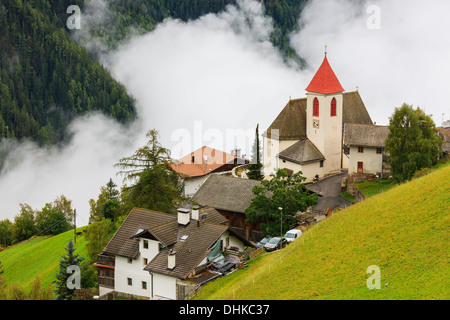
[0,227,88,291]
[195,164,450,300]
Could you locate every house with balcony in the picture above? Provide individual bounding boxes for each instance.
[95,206,253,300]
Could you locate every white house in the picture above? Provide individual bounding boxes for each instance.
[263,53,373,181]
[96,206,253,300]
[343,123,390,176]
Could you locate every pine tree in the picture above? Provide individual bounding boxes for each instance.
[54,240,85,300]
[247,124,264,180]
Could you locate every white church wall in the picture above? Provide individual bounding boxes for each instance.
[263,136,299,178]
[278,159,324,182]
[306,92,343,175]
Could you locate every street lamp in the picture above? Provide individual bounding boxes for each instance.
[278,207,283,237]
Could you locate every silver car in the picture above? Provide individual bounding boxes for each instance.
[264,236,287,252]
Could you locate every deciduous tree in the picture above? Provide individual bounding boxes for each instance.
[385,104,442,182]
[246,169,318,237]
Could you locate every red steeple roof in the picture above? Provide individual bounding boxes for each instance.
[305,55,344,94]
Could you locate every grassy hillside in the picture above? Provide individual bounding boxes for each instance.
[0,227,88,291]
[195,164,450,300]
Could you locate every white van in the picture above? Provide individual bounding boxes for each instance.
[284,229,302,243]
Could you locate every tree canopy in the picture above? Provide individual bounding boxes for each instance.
[245,169,318,237]
[115,129,181,214]
[385,104,442,182]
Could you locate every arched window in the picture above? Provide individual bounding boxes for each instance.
[330,98,337,117]
[313,98,319,117]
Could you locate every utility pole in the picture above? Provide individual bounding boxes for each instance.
[74,209,76,244]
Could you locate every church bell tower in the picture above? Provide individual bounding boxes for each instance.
[305,49,344,174]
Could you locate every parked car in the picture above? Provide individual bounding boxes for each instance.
[256,236,272,248]
[264,236,288,252]
[284,229,302,243]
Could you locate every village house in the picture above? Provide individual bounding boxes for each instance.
[192,174,262,242]
[343,123,390,177]
[263,52,373,181]
[95,206,253,300]
[192,174,320,242]
[171,146,246,197]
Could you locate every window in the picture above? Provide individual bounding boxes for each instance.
[159,243,165,251]
[376,148,382,154]
[127,278,132,286]
[127,258,132,264]
[143,258,148,265]
[358,147,364,153]
[143,240,148,249]
[330,98,337,117]
[320,160,324,168]
[142,281,147,290]
[313,98,319,117]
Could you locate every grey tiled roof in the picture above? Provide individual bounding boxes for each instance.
[343,123,389,148]
[192,175,261,214]
[144,221,228,279]
[264,91,373,140]
[102,208,176,259]
[278,139,325,165]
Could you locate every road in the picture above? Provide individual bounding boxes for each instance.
[306,170,353,212]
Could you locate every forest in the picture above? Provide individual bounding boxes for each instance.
[0,0,307,146]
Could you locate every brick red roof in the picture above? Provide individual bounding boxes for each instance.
[171,146,244,178]
[306,55,344,94]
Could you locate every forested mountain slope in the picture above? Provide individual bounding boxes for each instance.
[0,0,136,145]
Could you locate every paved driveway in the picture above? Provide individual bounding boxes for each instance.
[306,171,353,212]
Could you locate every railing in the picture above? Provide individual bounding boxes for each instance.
[249,246,263,260]
[97,254,115,267]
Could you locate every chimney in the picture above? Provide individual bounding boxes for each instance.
[192,205,200,220]
[167,249,176,270]
[177,208,191,226]
[232,148,241,158]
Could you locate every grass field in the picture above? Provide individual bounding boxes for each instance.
[195,164,450,300]
[0,227,88,292]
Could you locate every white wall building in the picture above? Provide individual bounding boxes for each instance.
[96,206,253,300]
[263,53,373,181]
[343,123,390,176]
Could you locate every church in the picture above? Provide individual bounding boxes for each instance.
[263,52,374,181]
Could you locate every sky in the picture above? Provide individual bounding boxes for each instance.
[0,0,449,225]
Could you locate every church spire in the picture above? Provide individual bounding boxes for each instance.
[305,53,344,95]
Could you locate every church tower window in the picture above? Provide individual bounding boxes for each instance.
[313,98,319,117]
[331,98,337,117]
